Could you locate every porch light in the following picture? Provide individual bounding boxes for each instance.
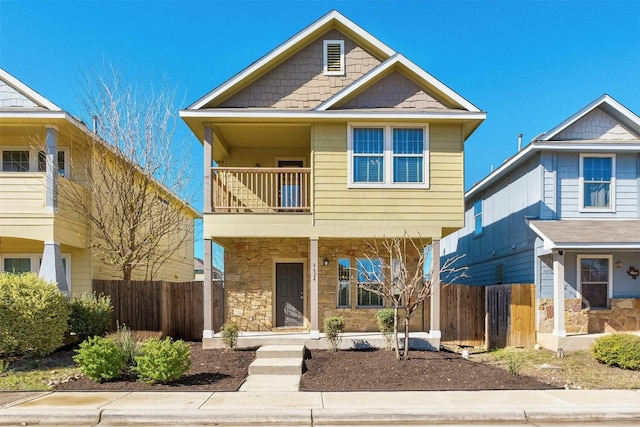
[323,258,330,266]
[627,266,639,280]
[615,259,623,269]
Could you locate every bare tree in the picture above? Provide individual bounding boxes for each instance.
[60,64,196,283]
[358,233,467,360]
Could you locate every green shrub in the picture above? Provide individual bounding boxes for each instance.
[73,336,127,382]
[0,273,69,357]
[220,322,239,350]
[68,292,113,341]
[592,333,640,370]
[134,337,191,384]
[376,309,395,349]
[323,316,345,352]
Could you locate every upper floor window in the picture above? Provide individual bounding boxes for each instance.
[323,40,345,75]
[473,199,483,236]
[348,124,429,188]
[580,154,615,212]
[1,148,68,176]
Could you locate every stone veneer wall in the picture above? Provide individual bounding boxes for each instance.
[224,237,428,332]
[538,298,640,334]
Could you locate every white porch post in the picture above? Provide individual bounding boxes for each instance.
[429,239,441,338]
[553,251,567,337]
[40,241,68,295]
[202,126,214,339]
[310,237,320,339]
[44,126,58,213]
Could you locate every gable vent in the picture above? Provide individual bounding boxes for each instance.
[323,40,345,76]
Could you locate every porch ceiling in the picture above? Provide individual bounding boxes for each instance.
[216,123,311,150]
[529,219,640,251]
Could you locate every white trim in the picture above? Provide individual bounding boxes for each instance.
[180,109,486,121]
[578,153,616,213]
[576,254,613,308]
[187,10,396,110]
[0,68,62,111]
[317,54,481,112]
[347,123,430,189]
[323,40,345,76]
[0,253,71,290]
[1,146,69,177]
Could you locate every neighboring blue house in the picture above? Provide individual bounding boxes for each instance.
[442,95,640,350]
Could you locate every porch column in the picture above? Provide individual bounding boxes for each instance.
[310,237,320,339]
[203,238,214,339]
[203,126,213,214]
[40,241,68,295]
[429,239,441,338]
[553,251,566,337]
[44,126,58,214]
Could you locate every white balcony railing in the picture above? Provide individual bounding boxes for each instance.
[211,167,310,213]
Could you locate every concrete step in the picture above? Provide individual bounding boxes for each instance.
[238,374,300,392]
[248,358,303,376]
[256,345,305,359]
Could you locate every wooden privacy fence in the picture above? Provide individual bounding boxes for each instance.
[93,279,219,341]
[440,283,536,349]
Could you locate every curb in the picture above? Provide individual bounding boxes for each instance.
[0,408,101,426]
[311,408,527,425]
[524,407,640,422]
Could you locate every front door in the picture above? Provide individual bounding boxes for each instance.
[275,263,304,327]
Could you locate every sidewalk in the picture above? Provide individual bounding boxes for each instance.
[1,389,639,426]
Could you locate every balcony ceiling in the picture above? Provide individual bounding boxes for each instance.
[217,123,311,149]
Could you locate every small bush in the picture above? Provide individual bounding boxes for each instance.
[0,273,69,357]
[68,292,113,341]
[73,336,127,382]
[592,333,640,370]
[376,309,395,349]
[134,337,191,384]
[220,322,239,349]
[323,316,345,352]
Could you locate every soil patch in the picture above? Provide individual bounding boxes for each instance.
[54,343,254,392]
[300,349,557,391]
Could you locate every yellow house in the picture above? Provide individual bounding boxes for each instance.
[0,68,199,295]
[181,11,485,346]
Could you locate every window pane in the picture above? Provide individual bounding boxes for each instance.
[3,258,31,273]
[584,157,612,181]
[38,151,66,175]
[2,151,29,172]
[582,283,608,309]
[353,128,383,154]
[337,258,350,307]
[393,129,423,154]
[393,157,422,183]
[357,259,382,283]
[473,199,483,235]
[584,183,610,207]
[354,156,383,182]
[357,284,383,307]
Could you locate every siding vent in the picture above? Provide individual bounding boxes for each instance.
[323,40,345,75]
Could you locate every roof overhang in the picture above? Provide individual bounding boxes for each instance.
[528,219,640,252]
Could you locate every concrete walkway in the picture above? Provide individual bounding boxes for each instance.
[1,389,639,426]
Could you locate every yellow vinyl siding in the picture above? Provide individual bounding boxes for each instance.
[312,123,464,229]
[0,174,45,214]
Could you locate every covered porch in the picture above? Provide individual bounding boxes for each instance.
[529,219,640,350]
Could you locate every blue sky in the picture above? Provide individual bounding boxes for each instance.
[2,0,639,259]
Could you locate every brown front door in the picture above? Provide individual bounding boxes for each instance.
[275,263,304,327]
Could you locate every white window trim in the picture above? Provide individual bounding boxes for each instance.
[347,123,430,189]
[579,153,615,213]
[0,253,71,289]
[323,40,345,76]
[576,254,612,307]
[1,146,69,177]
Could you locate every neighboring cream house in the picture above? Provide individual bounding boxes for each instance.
[0,68,199,295]
[181,11,485,346]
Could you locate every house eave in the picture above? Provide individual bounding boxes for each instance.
[180,109,486,121]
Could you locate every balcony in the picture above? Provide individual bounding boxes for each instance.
[211,167,310,213]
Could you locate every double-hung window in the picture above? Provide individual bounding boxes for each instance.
[348,124,429,188]
[1,148,68,176]
[577,255,611,309]
[580,154,615,211]
[356,258,384,307]
[473,199,483,236]
[2,151,30,172]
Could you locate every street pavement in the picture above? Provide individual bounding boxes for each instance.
[1,389,639,426]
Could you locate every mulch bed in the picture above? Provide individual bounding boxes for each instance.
[54,343,255,392]
[300,349,557,391]
[49,343,555,392]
